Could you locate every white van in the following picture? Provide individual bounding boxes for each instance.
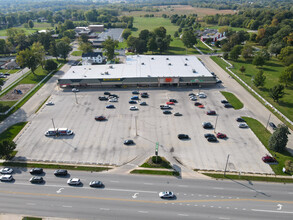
[58,128,73,135]
[45,128,58,136]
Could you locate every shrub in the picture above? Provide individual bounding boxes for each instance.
[285,160,293,173]
[152,156,162,164]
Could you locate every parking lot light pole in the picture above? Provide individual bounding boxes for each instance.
[224,154,230,176]
[74,92,78,104]
[214,115,219,134]
[266,114,271,129]
[51,118,56,131]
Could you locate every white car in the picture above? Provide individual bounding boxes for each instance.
[190,96,197,101]
[239,123,249,128]
[46,101,54,106]
[159,191,175,198]
[197,92,207,98]
[0,168,13,174]
[129,106,138,111]
[67,178,81,185]
[72,88,79,92]
[0,175,13,182]
[109,98,118,102]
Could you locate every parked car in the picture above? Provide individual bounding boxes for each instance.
[0,168,13,174]
[95,116,107,121]
[89,181,103,187]
[198,94,207,98]
[262,155,278,163]
[178,134,189,140]
[140,102,147,106]
[159,191,175,198]
[190,96,197,101]
[72,88,79,92]
[109,94,119,98]
[188,93,195,97]
[129,106,138,111]
[224,103,233,108]
[104,92,111,95]
[174,112,182,116]
[163,110,172,114]
[106,105,115,109]
[108,98,118,102]
[129,100,138,104]
[236,117,245,122]
[217,133,227,139]
[99,96,108,101]
[30,176,44,184]
[0,175,13,182]
[30,168,43,175]
[239,123,249,128]
[132,91,139,95]
[198,105,205,108]
[204,133,215,138]
[207,136,217,142]
[169,99,177,103]
[202,122,213,129]
[221,100,229,104]
[46,102,54,106]
[67,178,81,185]
[207,110,216,115]
[141,92,149,98]
[54,169,68,176]
[194,102,202,106]
[131,96,139,100]
[269,122,277,130]
[124,140,134,145]
[166,101,174,105]
[160,105,171,110]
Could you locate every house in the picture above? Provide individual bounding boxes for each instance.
[3,59,20,69]
[82,52,104,65]
[197,29,226,42]
[88,25,104,32]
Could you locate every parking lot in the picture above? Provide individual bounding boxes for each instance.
[15,87,273,174]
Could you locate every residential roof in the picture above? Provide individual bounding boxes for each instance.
[82,52,103,57]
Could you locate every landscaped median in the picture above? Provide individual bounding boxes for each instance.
[130,156,180,177]
[221,91,243,109]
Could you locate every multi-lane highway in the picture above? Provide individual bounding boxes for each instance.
[0,170,292,219]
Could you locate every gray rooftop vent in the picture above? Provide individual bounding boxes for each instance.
[148,75,151,77]
[109,65,113,69]
[105,71,109,75]
[184,63,187,66]
[89,68,91,70]
[166,58,169,60]
[185,58,188,61]
[151,57,154,60]
[73,71,75,73]
[192,69,197,73]
[168,63,171,66]
[141,62,144,65]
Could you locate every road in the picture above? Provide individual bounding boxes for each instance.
[0,170,293,219]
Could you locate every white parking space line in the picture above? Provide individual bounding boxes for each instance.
[100,208,110,211]
[178,214,189,217]
[26,203,36,206]
[62,205,72,208]
[110,181,120,183]
[143,183,154,185]
[138,211,149,214]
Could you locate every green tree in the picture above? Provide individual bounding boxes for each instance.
[268,124,290,152]
[0,39,8,54]
[49,41,58,60]
[229,45,242,60]
[28,20,34,29]
[44,59,58,72]
[127,36,138,50]
[64,20,75,30]
[56,41,71,61]
[269,42,283,57]
[147,37,157,53]
[31,42,46,69]
[278,46,293,66]
[78,34,89,44]
[139,29,150,41]
[279,64,293,87]
[269,84,285,102]
[240,66,246,74]
[253,70,266,87]
[79,42,93,53]
[122,29,132,40]
[102,36,119,61]
[252,54,265,67]
[241,45,253,60]
[0,140,16,159]
[223,52,229,60]
[181,30,197,48]
[16,48,39,74]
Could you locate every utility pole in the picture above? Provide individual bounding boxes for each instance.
[214,115,219,134]
[74,92,78,104]
[224,154,230,176]
[266,114,271,129]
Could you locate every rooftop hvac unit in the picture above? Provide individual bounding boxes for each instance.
[105,71,109,75]
[192,69,197,73]
[168,63,171,66]
[73,71,75,73]
[184,63,187,66]
[89,68,91,70]
[109,65,113,69]
[185,58,188,61]
[166,58,169,60]
[141,62,144,65]
[151,57,154,60]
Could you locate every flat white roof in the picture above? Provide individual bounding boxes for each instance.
[62,55,212,79]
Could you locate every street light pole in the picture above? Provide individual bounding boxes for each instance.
[51,118,56,130]
[214,115,219,134]
[266,114,271,129]
[74,92,78,104]
[224,154,230,176]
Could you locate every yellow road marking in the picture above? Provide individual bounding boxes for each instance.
[1,190,293,204]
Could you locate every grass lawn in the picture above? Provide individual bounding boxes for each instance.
[71,51,82,56]
[211,56,293,127]
[23,217,42,220]
[140,156,172,169]
[195,40,213,54]
[0,69,19,74]
[220,91,243,109]
[0,22,53,36]
[0,122,28,141]
[130,169,180,176]
[203,173,293,183]
[204,25,250,32]
[242,117,293,176]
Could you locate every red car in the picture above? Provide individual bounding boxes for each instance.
[262,155,278,163]
[207,110,216,115]
[166,101,174,105]
[217,132,227,139]
[95,116,107,121]
[198,105,205,108]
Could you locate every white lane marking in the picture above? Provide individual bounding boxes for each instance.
[194,205,198,207]
[277,204,283,210]
[178,185,188,187]
[213,196,217,198]
[132,193,139,199]
[218,206,222,208]
[234,208,238,210]
[62,205,72,208]
[56,188,64,193]
[100,208,110,211]
[187,204,190,206]
[210,206,214,208]
[191,194,194,196]
[251,209,293,214]
[242,208,246,211]
[184,194,187,195]
[228,197,232,199]
[143,183,153,185]
[219,218,230,220]
[178,214,188,217]
[26,203,35,206]
[110,181,120,183]
[202,205,206,207]
[226,207,230,209]
[138,211,148,213]
[104,188,157,194]
[213,187,224,190]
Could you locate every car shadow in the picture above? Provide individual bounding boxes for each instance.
[69,182,84,187]
[161,195,177,200]
[55,174,71,178]
[31,172,46,177]
[31,180,46,185]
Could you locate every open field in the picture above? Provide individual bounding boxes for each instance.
[0,22,53,36]
[122,5,235,18]
[211,56,293,124]
[15,87,273,174]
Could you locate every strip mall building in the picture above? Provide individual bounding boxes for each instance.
[58,55,216,88]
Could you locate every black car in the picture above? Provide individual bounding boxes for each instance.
[110,94,119,98]
[163,110,172,114]
[95,116,107,121]
[202,122,213,129]
[236,117,245,122]
[30,168,43,175]
[99,96,108,101]
[129,100,137,104]
[124,140,134,145]
[30,176,44,183]
[106,105,115,109]
[140,102,147,106]
[141,93,149,98]
[54,169,68,176]
[221,100,229,104]
[204,133,215,138]
[174,112,182,116]
[188,93,195,96]
[104,92,111,95]
[178,134,189,140]
[269,122,277,130]
[169,99,177,103]
[207,136,217,142]
[224,103,233,108]
[89,181,103,187]
[132,91,139,94]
